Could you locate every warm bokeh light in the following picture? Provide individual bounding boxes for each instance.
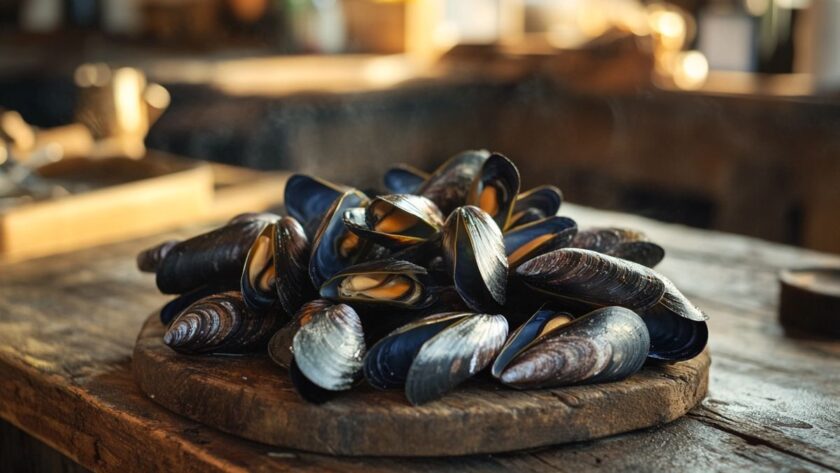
[672,50,709,90]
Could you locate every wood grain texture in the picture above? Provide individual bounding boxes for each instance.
[0,203,839,471]
[134,313,708,456]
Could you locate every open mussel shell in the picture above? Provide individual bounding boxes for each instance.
[418,149,490,215]
[467,153,521,230]
[137,239,179,273]
[308,189,370,288]
[284,174,348,236]
[273,217,314,316]
[268,299,332,369]
[491,305,574,378]
[320,259,434,309]
[499,306,649,389]
[572,227,665,268]
[241,223,278,311]
[504,216,578,268]
[156,219,269,295]
[405,313,508,405]
[442,205,508,312]
[384,164,429,194]
[343,194,444,249]
[507,185,563,230]
[164,292,283,354]
[515,248,665,312]
[292,303,366,391]
[642,277,708,360]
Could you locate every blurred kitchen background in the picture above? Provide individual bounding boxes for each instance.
[1,0,839,254]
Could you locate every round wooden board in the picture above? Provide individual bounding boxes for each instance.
[133,312,710,457]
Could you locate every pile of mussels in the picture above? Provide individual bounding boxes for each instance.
[138,150,708,406]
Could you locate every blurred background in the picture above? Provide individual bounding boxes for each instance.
[1,0,838,257]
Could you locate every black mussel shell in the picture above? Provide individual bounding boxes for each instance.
[164,292,283,354]
[467,153,521,230]
[507,185,563,230]
[384,164,429,194]
[515,249,665,312]
[284,174,347,236]
[227,212,281,225]
[504,216,578,268]
[292,304,366,391]
[268,299,333,369]
[137,240,179,273]
[156,220,268,295]
[308,189,370,288]
[343,194,444,249]
[572,227,665,268]
[442,206,508,312]
[405,313,508,405]
[159,285,218,325]
[241,223,278,311]
[274,217,314,316]
[418,150,490,215]
[499,306,649,389]
[491,305,574,378]
[320,259,434,309]
[641,277,708,360]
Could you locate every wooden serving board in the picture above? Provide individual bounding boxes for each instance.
[133,312,710,457]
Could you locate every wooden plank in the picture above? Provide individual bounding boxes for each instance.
[0,203,838,471]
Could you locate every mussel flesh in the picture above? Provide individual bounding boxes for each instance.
[164,291,283,354]
[507,185,563,230]
[364,312,508,405]
[418,149,489,215]
[504,216,577,268]
[467,153,521,230]
[320,259,433,309]
[343,194,444,249]
[156,220,269,295]
[498,306,649,389]
[384,164,429,194]
[137,239,179,273]
[268,298,332,369]
[292,303,366,391]
[308,189,370,288]
[571,227,665,268]
[442,206,508,312]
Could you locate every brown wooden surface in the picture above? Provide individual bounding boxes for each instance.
[134,314,709,456]
[1,203,839,471]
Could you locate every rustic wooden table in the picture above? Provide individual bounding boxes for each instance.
[0,203,838,472]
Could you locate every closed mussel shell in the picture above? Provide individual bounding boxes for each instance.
[383,164,429,194]
[308,189,370,288]
[292,304,366,391]
[405,313,508,405]
[268,299,332,369]
[442,205,508,312]
[418,149,489,215]
[156,220,269,295]
[320,259,434,309]
[504,216,578,268]
[507,185,563,230]
[499,306,649,389]
[159,285,218,325]
[137,239,179,273]
[515,249,665,312]
[343,194,444,249]
[164,292,283,354]
[284,174,347,237]
[274,217,314,316]
[490,305,574,378]
[467,153,521,230]
[572,227,665,268]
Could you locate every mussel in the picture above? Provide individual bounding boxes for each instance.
[507,185,563,230]
[571,227,665,268]
[418,150,489,215]
[643,277,708,360]
[284,174,348,237]
[467,153,521,230]
[268,299,332,369]
[497,306,650,389]
[308,189,370,288]
[490,305,574,378]
[137,239,179,273]
[363,312,508,405]
[441,206,508,312]
[155,219,270,295]
[164,291,283,354]
[241,217,313,315]
[292,303,366,391]
[384,164,429,194]
[320,259,434,309]
[159,285,217,325]
[343,194,444,249]
[504,216,577,268]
